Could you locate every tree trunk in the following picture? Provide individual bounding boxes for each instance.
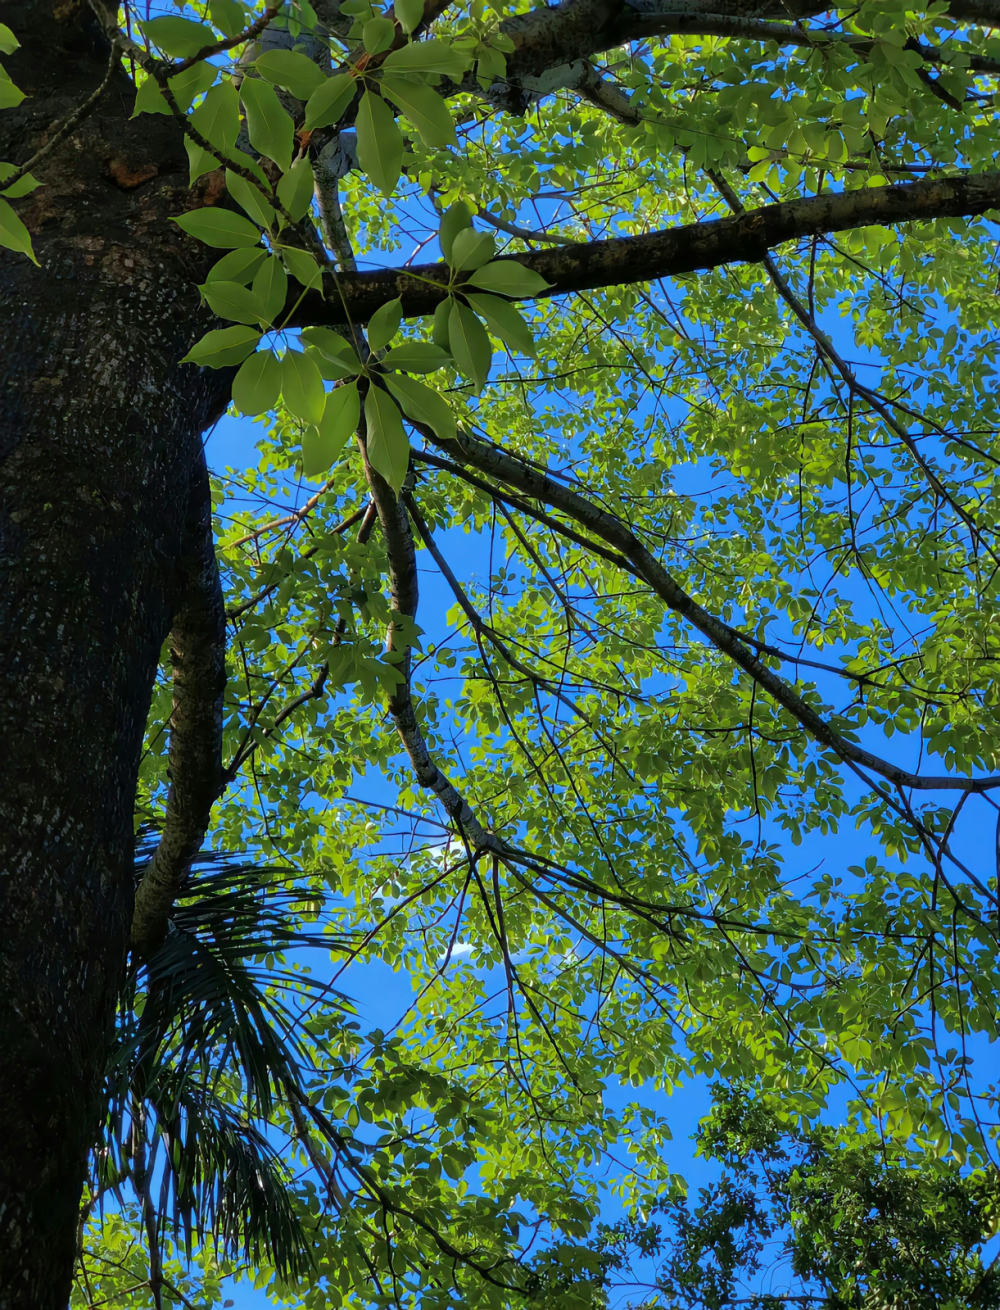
[0,5,228,1304]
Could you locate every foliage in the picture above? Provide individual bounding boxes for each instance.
[7,0,1000,1302]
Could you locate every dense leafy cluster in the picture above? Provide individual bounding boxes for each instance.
[6,0,1000,1302]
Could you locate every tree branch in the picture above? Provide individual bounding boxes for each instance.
[131,452,226,956]
[292,170,1000,327]
[414,427,1000,792]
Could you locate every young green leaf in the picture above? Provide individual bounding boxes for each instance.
[302,327,362,372]
[280,349,326,424]
[132,61,215,116]
[355,90,403,197]
[463,291,536,357]
[0,23,20,53]
[0,197,36,264]
[380,342,450,372]
[379,76,456,148]
[206,247,267,284]
[172,208,263,248]
[450,226,495,271]
[0,163,39,198]
[200,279,269,326]
[277,157,314,222]
[232,349,282,414]
[304,73,356,129]
[438,201,473,264]
[239,77,294,173]
[449,300,492,391]
[368,296,403,352]
[303,381,361,475]
[384,372,457,440]
[254,49,328,101]
[381,39,469,79]
[252,255,288,324]
[280,246,324,291]
[464,259,553,297]
[185,138,218,187]
[363,15,397,53]
[393,0,424,34]
[139,16,216,57]
[226,169,278,230]
[0,78,25,109]
[191,79,240,151]
[180,325,260,367]
[365,385,409,491]
[431,297,452,350]
[210,0,247,37]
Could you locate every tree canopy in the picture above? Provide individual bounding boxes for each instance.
[3,0,1000,1303]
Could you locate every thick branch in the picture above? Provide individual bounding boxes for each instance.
[131,453,226,956]
[416,432,1000,792]
[497,0,1000,84]
[292,170,1000,327]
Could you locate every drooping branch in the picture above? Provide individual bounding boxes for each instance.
[414,436,1000,792]
[131,452,227,957]
[292,170,1000,327]
[359,437,496,853]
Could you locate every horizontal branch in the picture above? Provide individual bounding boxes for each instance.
[497,0,1000,84]
[293,170,1000,327]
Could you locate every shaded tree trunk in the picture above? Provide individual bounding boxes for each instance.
[0,4,228,1304]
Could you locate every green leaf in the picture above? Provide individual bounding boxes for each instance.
[277,157,314,222]
[139,16,216,57]
[393,0,424,35]
[280,349,326,423]
[306,345,357,380]
[381,342,450,372]
[363,16,397,53]
[384,372,457,440]
[232,349,282,414]
[380,75,456,148]
[180,324,260,367]
[449,299,491,391]
[185,137,218,187]
[239,77,294,172]
[280,245,324,291]
[0,24,20,54]
[200,279,270,326]
[210,0,248,37]
[0,163,39,198]
[439,201,472,263]
[355,90,403,197]
[0,79,25,109]
[304,73,357,129]
[368,296,403,352]
[450,227,495,271]
[226,169,278,231]
[465,259,553,297]
[191,81,241,156]
[132,61,215,116]
[431,296,452,350]
[172,208,263,248]
[463,291,536,357]
[365,384,409,491]
[0,197,36,264]
[206,247,267,284]
[254,49,327,101]
[381,39,469,79]
[252,255,289,324]
[303,381,360,474]
[301,327,362,373]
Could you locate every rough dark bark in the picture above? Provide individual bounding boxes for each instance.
[0,5,229,1305]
